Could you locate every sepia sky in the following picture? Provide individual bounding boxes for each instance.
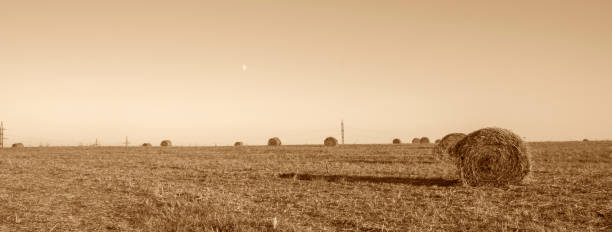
[1,0,611,146]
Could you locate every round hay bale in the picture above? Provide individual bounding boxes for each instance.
[411,138,420,144]
[450,127,530,187]
[267,137,281,146]
[234,141,244,146]
[583,138,589,142]
[433,133,467,158]
[160,140,172,147]
[142,143,152,147]
[324,137,338,146]
[12,143,24,148]
[392,138,401,144]
[419,137,430,144]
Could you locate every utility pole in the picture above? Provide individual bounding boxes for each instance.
[0,121,6,149]
[124,136,130,147]
[341,120,345,145]
[94,138,99,147]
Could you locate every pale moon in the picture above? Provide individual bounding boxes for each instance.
[242,64,247,71]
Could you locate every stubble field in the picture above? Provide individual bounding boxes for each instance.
[0,142,610,231]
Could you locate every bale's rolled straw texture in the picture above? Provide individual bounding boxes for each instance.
[160,140,172,147]
[433,133,467,159]
[267,137,281,146]
[411,138,420,144]
[324,137,338,146]
[234,142,244,146]
[450,127,530,187]
[419,137,430,144]
[12,143,24,148]
[142,143,152,147]
[392,138,401,144]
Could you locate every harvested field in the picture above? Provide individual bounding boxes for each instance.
[0,142,610,231]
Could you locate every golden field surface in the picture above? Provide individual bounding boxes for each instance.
[0,142,610,231]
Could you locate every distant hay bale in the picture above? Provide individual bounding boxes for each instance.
[450,127,531,187]
[392,138,401,144]
[267,137,281,146]
[434,139,441,144]
[583,139,589,142]
[142,143,152,147]
[234,141,244,147]
[411,138,420,144]
[433,133,467,159]
[324,137,338,146]
[160,140,172,147]
[419,137,430,144]
[11,143,24,148]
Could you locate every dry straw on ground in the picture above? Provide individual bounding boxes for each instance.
[142,143,152,147]
[160,140,172,147]
[392,138,401,144]
[411,138,420,144]
[12,143,24,148]
[0,141,608,230]
[324,137,338,146]
[450,127,531,187]
[267,137,281,146]
[432,133,467,159]
[234,142,244,147]
[419,137,430,144]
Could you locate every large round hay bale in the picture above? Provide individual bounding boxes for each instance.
[434,139,441,144]
[160,140,172,147]
[142,143,152,147]
[324,137,338,146]
[234,141,244,147]
[450,127,530,187]
[392,138,401,144]
[419,137,430,144]
[411,138,420,144]
[267,137,281,146]
[12,143,24,148]
[433,133,467,158]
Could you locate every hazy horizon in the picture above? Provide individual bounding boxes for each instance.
[1,0,611,146]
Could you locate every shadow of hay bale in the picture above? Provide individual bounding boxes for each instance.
[340,159,437,165]
[278,173,459,187]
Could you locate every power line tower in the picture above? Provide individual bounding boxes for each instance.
[0,121,6,149]
[341,120,345,145]
[94,138,99,147]
[123,136,130,147]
